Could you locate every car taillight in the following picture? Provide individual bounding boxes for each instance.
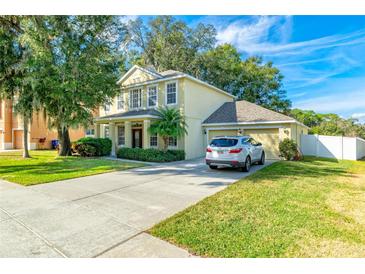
[206,147,213,152]
[229,148,243,153]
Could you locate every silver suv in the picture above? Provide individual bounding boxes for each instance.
[206,136,265,172]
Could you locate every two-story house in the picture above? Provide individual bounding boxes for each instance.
[94,65,308,160]
[0,99,86,150]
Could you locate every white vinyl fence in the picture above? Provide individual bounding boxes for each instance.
[300,134,365,160]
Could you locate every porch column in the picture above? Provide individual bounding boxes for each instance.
[95,123,101,138]
[125,121,132,148]
[109,122,116,157]
[143,120,150,149]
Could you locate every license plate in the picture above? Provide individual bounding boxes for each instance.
[217,150,224,154]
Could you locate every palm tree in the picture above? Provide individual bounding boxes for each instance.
[148,106,188,151]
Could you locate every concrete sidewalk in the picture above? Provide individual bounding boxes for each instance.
[0,158,274,258]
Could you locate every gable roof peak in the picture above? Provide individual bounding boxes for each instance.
[116,65,163,84]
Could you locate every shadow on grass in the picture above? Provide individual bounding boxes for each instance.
[0,157,124,178]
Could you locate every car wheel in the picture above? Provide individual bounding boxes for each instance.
[209,165,218,170]
[241,156,251,172]
[258,152,265,165]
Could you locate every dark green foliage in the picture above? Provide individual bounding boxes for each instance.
[148,106,188,151]
[290,108,365,139]
[117,148,185,162]
[279,138,298,160]
[76,137,112,156]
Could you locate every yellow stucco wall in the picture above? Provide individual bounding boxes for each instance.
[183,78,234,159]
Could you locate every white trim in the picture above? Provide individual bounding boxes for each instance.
[95,114,159,123]
[122,74,235,99]
[202,120,309,129]
[165,80,178,106]
[116,65,162,85]
[147,84,158,108]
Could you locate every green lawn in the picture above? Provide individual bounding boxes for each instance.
[150,157,365,257]
[0,150,144,186]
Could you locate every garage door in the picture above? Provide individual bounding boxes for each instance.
[244,128,280,159]
[14,130,24,149]
[208,129,238,143]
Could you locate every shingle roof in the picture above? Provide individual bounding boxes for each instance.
[159,70,184,78]
[203,100,295,124]
[97,109,159,120]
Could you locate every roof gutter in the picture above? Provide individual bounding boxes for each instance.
[94,114,159,123]
[202,120,310,129]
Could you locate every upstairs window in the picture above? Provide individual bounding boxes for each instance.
[118,126,125,145]
[166,82,177,105]
[147,86,158,107]
[129,88,142,109]
[104,103,111,112]
[117,93,124,110]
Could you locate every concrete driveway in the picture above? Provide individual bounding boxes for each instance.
[0,158,273,258]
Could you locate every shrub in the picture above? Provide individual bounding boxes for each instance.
[75,143,97,157]
[75,137,112,156]
[117,148,185,162]
[279,138,299,160]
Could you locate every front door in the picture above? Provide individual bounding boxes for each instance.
[132,129,142,148]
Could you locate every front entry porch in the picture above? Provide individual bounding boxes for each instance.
[95,119,153,157]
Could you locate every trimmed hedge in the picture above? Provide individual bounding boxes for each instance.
[117,148,185,162]
[75,137,112,156]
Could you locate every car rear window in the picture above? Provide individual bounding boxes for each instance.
[210,138,238,147]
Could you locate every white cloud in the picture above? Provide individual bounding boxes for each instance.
[352,113,365,119]
[216,16,365,57]
[216,16,292,54]
[294,89,365,113]
[120,15,138,24]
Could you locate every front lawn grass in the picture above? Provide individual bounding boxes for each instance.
[150,157,365,257]
[0,150,144,186]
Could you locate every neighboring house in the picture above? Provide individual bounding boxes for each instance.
[0,99,86,150]
[95,65,308,159]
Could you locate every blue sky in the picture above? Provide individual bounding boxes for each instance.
[135,16,365,122]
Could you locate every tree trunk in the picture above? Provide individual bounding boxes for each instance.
[22,116,31,158]
[162,136,169,152]
[58,126,72,156]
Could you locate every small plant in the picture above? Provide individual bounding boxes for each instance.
[279,138,299,160]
